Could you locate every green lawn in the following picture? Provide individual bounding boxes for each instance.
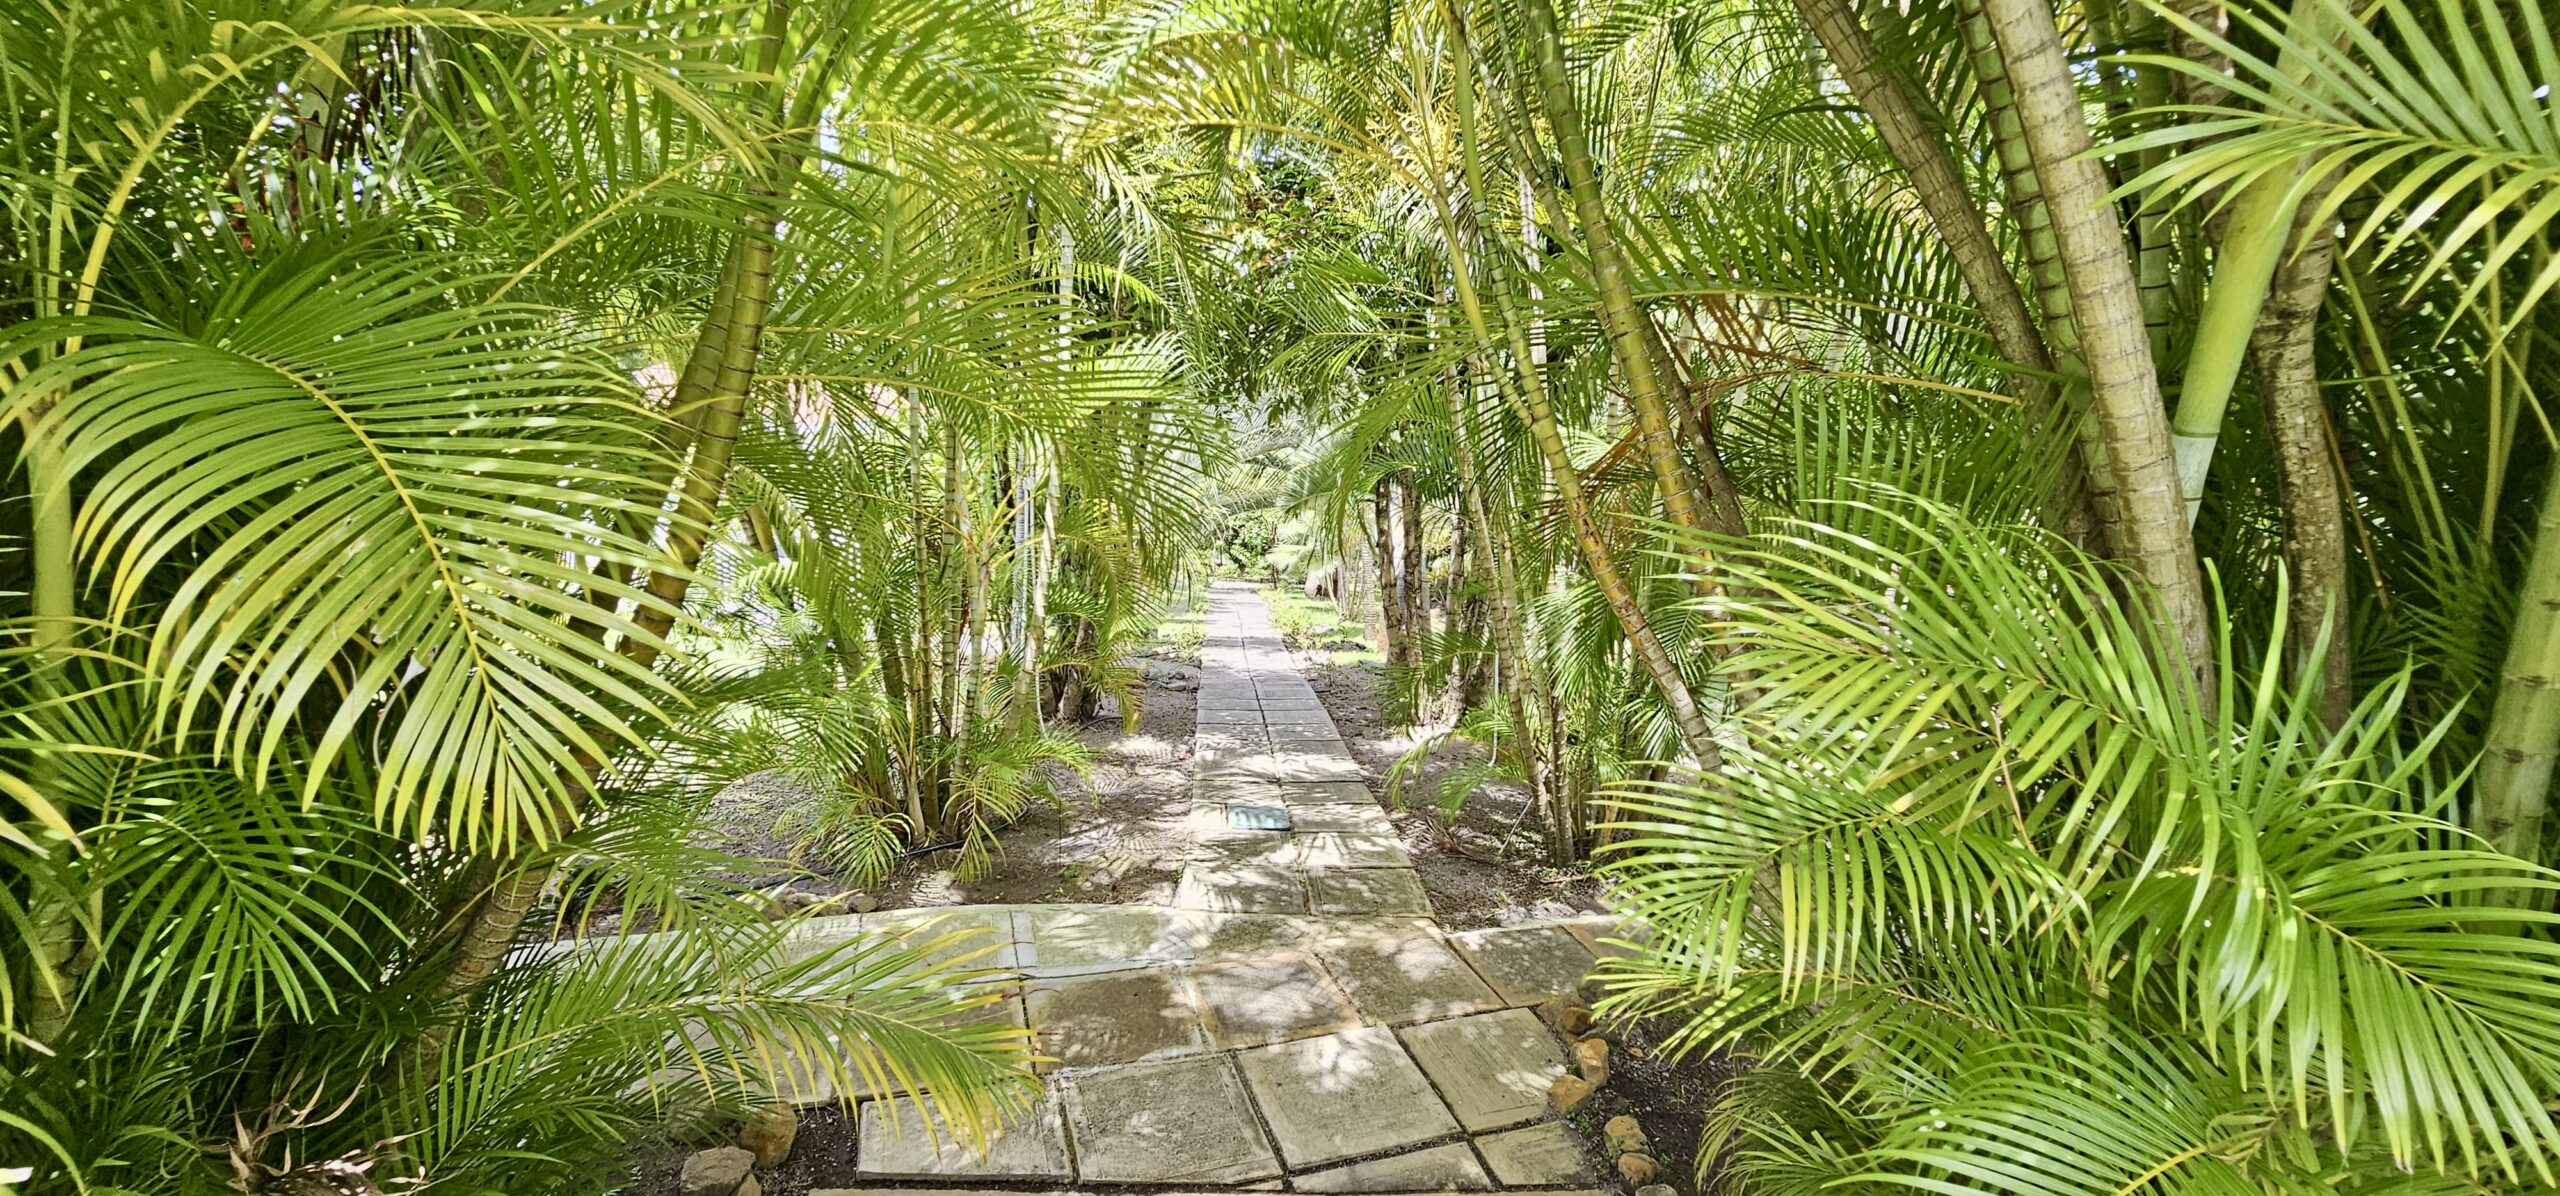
[1258,586,1383,668]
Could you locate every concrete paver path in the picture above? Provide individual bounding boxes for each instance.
[794,583,1616,1194]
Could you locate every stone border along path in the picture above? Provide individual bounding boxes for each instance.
[791,583,1621,1196]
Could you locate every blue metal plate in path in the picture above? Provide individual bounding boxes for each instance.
[1227,804,1292,831]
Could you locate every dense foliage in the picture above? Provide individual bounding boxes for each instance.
[6,0,2559,1192]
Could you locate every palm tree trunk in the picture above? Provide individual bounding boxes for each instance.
[1398,470,1426,674]
[2250,216,2351,728]
[941,421,972,758]
[1521,0,1715,536]
[1372,473,1409,715]
[2167,0,2330,523]
[1957,0,2124,544]
[1441,315,1553,832]
[1439,3,1720,853]
[1793,0,2097,540]
[2477,460,2560,864]
[1978,0,2217,707]
[415,0,796,1059]
[1452,496,1492,711]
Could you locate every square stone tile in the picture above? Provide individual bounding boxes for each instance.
[1559,914,1644,962]
[1290,804,1395,834]
[1266,722,1342,741]
[756,979,1030,1105]
[1165,911,1310,958]
[1197,777,1291,804]
[1026,968,1205,1069]
[1188,833,1300,869]
[1202,708,1264,725]
[1236,1025,1461,1169]
[1061,1055,1281,1184]
[1016,905,1194,975]
[862,908,1024,973]
[1308,868,1433,916]
[1292,1141,1492,1192]
[1396,1008,1565,1132]
[1273,781,1380,807]
[1295,832,1407,869]
[1311,932,1503,1026]
[1450,924,1597,1005]
[1189,952,1361,1047]
[854,1090,1070,1179]
[1238,753,1365,783]
[1473,1121,1594,1186]
[1174,863,1305,913]
[773,913,870,968]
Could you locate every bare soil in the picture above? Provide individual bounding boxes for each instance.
[1561,1012,1749,1194]
[1293,656,1607,930]
[691,656,1202,913]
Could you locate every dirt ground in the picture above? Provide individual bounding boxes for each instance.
[1561,1011,1748,1193]
[691,655,1203,913]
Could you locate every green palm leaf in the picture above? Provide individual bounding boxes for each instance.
[3,244,686,850]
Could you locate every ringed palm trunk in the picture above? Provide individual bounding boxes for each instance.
[1957,0,2125,546]
[1978,0,2217,708]
[1399,470,1427,676]
[1793,0,2097,541]
[2477,460,2560,866]
[1438,306,1555,837]
[1521,0,1715,536]
[2248,194,2352,728]
[1372,473,1410,718]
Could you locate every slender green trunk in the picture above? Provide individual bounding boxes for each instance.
[416,0,797,1059]
[941,421,972,760]
[1010,445,1044,734]
[1521,0,1715,536]
[1444,4,1723,794]
[1979,0,2217,708]
[1440,305,1554,836]
[2167,0,2328,523]
[2476,460,2560,864]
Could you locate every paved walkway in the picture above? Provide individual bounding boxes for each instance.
[789,584,1614,1195]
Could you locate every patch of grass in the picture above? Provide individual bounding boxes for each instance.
[1258,587,1382,667]
[1145,608,1208,662]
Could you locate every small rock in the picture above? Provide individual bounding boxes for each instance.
[680,1147,755,1196]
[850,892,880,914]
[1558,1003,1597,1035]
[1617,1153,1662,1186]
[1548,1073,1596,1114]
[1638,1185,1678,1196]
[738,1102,797,1168]
[1573,1036,1611,1084]
[1605,1113,1650,1155]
